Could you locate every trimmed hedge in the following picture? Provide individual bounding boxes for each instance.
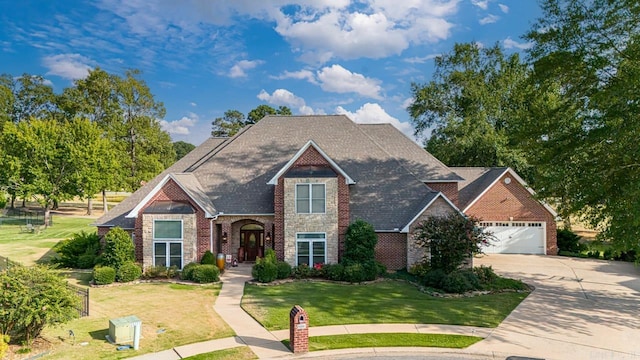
[201,251,215,265]
[191,264,220,283]
[93,266,116,285]
[117,262,142,282]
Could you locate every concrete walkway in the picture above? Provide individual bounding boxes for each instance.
[129,263,493,360]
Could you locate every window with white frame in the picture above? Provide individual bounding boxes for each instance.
[296,233,326,266]
[153,220,183,269]
[296,183,325,213]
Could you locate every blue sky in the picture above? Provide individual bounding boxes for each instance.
[0,0,541,145]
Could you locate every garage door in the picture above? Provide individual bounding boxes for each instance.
[480,222,545,254]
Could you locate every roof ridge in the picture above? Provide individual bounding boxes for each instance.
[186,124,253,172]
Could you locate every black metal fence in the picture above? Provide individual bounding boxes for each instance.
[0,255,89,317]
[67,283,90,317]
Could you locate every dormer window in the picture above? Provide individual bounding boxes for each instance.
[296,183,325,214]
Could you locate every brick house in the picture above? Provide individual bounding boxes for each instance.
[95,115,557,271]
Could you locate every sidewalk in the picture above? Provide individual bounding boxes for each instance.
[129,264,494,360]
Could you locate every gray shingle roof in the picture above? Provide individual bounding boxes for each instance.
[358,124,463,182]
[95,137,228,229]
[97,115,449,230]
[450,167,508,210]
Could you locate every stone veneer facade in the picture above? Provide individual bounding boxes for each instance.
[283,177,339,266]
[141,213,197,269]
[406,197,457,268]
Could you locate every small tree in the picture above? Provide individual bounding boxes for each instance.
[101,227,135,273]
[343,219,378,264]
[413,213,491,273]
[0,265,80,344]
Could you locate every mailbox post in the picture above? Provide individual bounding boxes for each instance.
[289,305,309,353]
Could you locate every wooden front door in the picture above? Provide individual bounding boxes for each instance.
[241,230,262,261]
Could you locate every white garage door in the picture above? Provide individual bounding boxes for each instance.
[480,222,545,254]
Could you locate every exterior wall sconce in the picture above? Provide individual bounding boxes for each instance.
[265,232,271,242]
[222,232,228,243]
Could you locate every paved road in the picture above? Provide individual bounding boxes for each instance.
[471,255,640,360]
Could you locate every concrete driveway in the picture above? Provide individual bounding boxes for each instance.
[472,255,640,360]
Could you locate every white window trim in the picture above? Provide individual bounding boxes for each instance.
[152,241,184,269]
[295,232,327,266]
[153,219,184,241]
[295,183,326,214]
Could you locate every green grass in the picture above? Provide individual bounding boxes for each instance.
[0,216,95,265]
[182,347,257,360]
[282,333,482,351]
[242,280,528,330]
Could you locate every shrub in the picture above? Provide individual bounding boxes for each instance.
[101,227,135,272]
[342,263,366,283]
[181,262,199,281]
[473,265,498,284]
[117,262,142,282]
[263,248,277,264]
[442,271,475,294]
[322,263,345,281]
[191,264,220,283]
[52,231,101,268]
[252,261,278,283]
[614,250,637,262]
[409,263,431,277]
[603,248,614,260]
[93,266,116,285]
[276,261,292,279]
[557,228,584,253]
[343,220,378,264]
[201,251,215,265]
[292,264,312,279]
[422,268,447,288]
[0,265,80,344]
[0,191,7,209]
[0,335,8,359]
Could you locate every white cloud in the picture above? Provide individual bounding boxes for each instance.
[336,103,415,140]
[404,54,439,64]
[402,97,414,109]
[257,88,320,115]
[498,4,509,13]
[271,69,317,84]
[42,53,92,80]
[229,59,263,78]
[479,14,499,25]
[160,113,198,135]
[471,0,489,10]
[317,64,383,99]
[190,102,197,107]
[504,37,533,50]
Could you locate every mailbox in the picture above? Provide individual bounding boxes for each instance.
[289,305,309,353]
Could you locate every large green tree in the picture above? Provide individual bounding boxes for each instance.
[522,0,640,250]
[408,43,532,180]
[173,141,195,161]
[212,105,292,137]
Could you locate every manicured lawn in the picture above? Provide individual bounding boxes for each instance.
[242,280,528,330]
[0,216,95,265]
[182,347,257,360]
[40,283,234,360]
[282,333,483,351]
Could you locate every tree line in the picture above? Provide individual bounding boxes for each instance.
[0,69,177,223]
[409,0,640,253]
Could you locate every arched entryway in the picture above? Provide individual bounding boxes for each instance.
[240,223,264,262]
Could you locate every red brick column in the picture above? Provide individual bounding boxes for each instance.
[289,305,309,353]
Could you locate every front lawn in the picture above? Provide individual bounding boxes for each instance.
[36,282,234,360]
[242,280,528,330]
[283,333,483,351]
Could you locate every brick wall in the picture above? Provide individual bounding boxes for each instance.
[425,182,459,208]
[465,172,558,255]
[133,179,210,264]
[375,232,407,270]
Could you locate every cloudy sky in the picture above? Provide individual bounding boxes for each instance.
[0,0,541,145]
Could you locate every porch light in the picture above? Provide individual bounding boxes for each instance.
[222,232,228,243]
[265,232,271,242]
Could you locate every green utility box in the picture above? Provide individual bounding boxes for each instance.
[109,315,141,344]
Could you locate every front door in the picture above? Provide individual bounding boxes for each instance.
[241,230,263,261]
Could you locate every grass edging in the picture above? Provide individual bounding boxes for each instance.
[282,333,483,351]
